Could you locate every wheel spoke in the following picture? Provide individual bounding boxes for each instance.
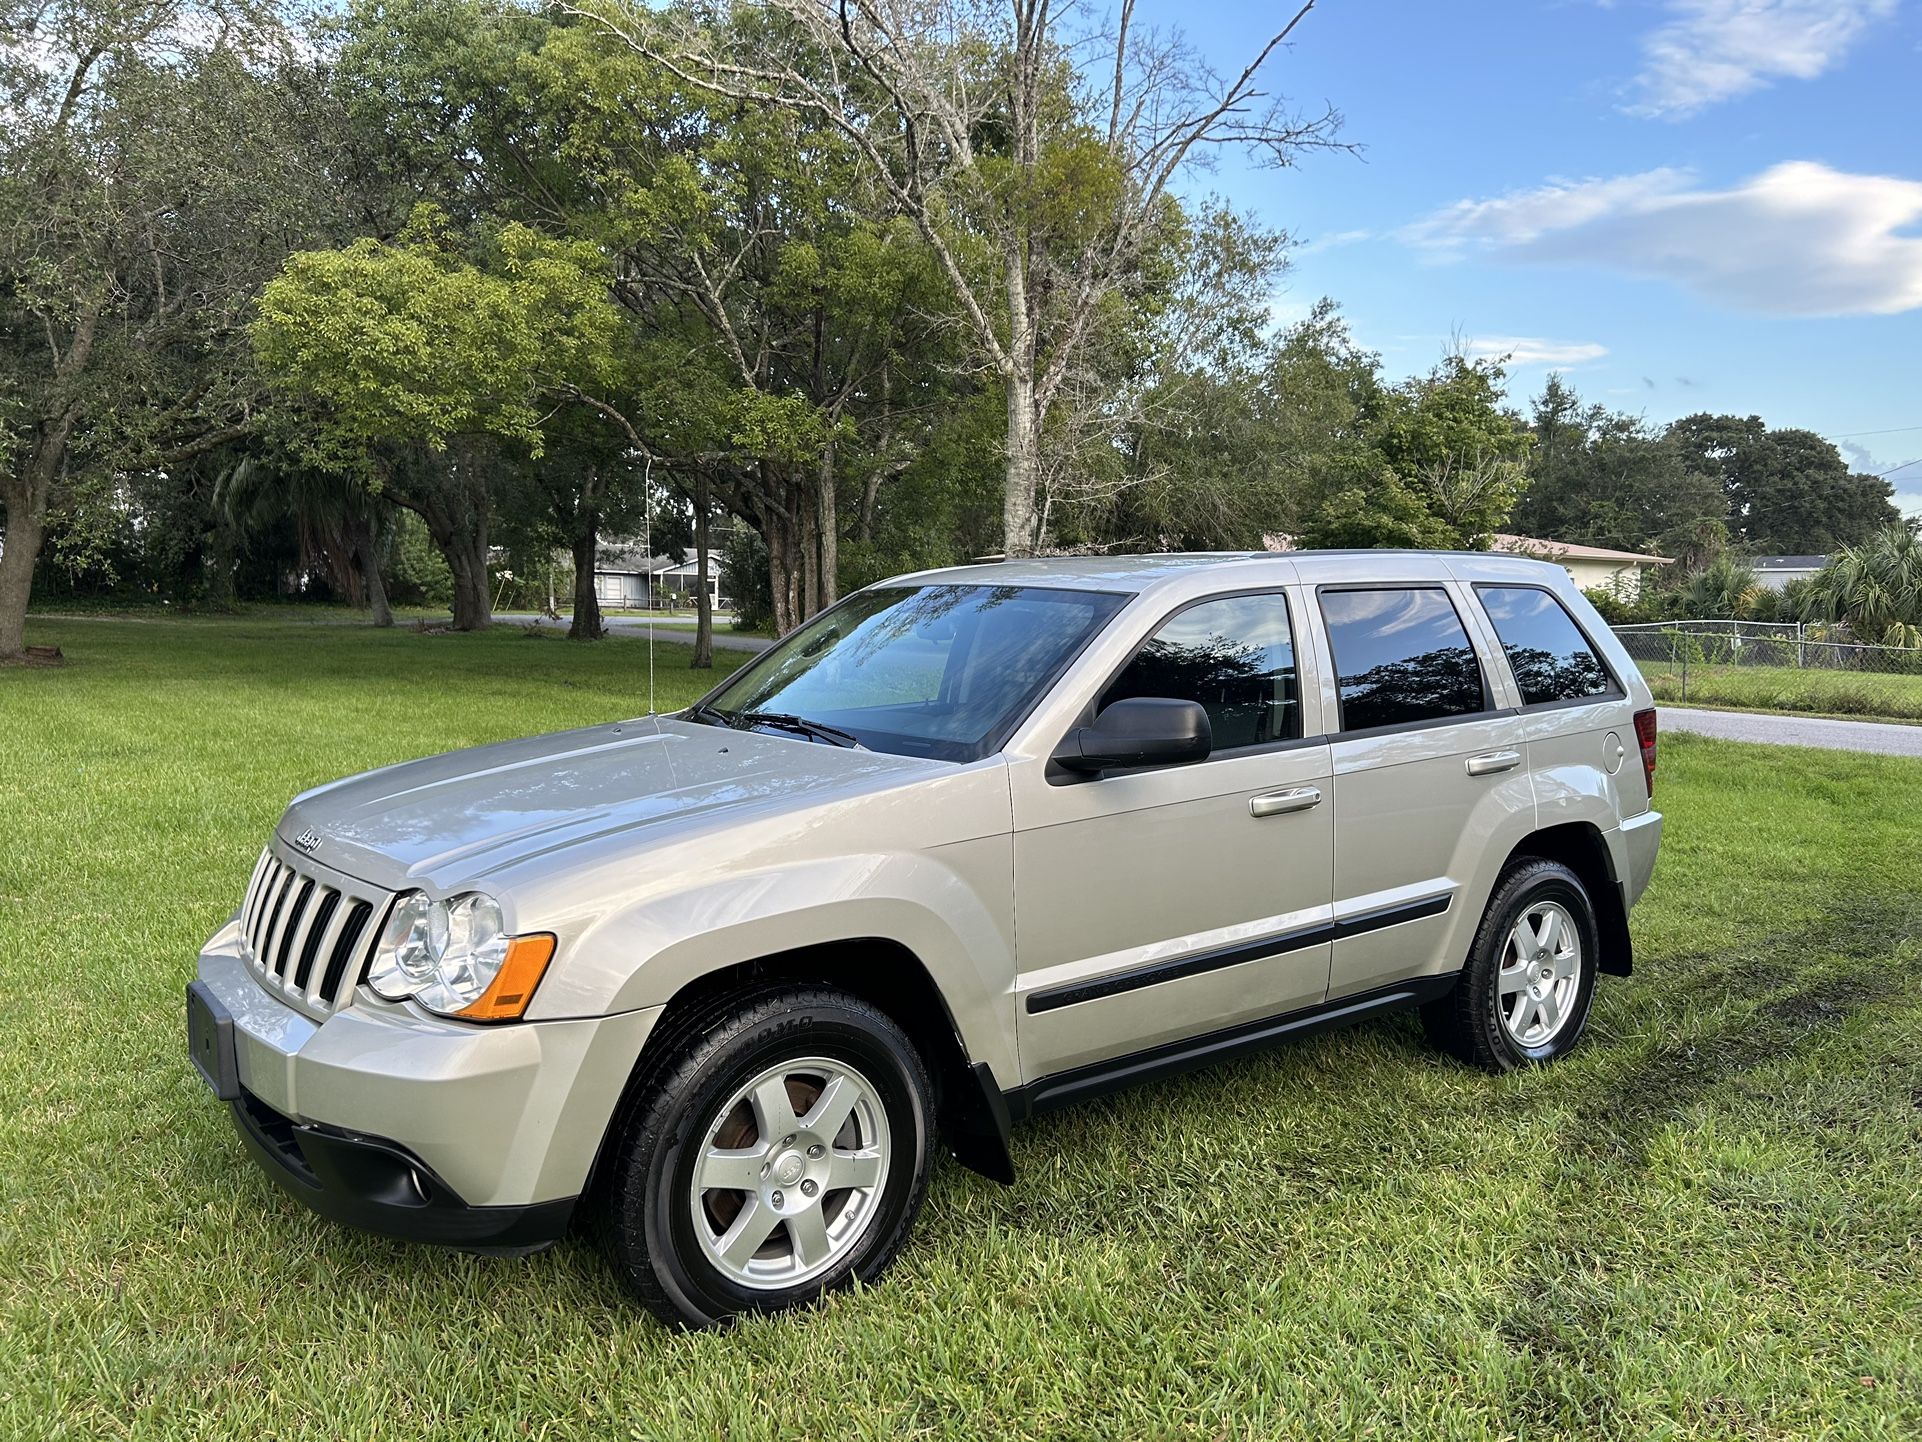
[697,1145,765,1192]
[1498,955,1530,995]
[1535,908,1563,956]
[1508,992,1535,1036]
[827,1147,885,1191]
[749,1075,799,1143]
[801,1071,863,1141]
[1536,988,1561,1035]
[714,1196,779,1268]
[1552,946,1579,980]
[787,1206,832,1267]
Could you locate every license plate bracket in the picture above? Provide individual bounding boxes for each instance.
[187,981,241,1101]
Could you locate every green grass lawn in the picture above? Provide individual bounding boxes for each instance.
[4,617,1921,1440]
[1636,657,1922,723]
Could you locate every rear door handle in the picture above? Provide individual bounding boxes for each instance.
[1465,750,1523,777]
[1249,786,1322,818]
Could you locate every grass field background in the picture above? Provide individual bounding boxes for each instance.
[4,617,1920,1440]
[1635,657,1922,722]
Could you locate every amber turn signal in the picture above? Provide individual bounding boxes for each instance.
[456,933,558,1021]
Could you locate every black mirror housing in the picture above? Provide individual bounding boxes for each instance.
[1053,697,1212,774]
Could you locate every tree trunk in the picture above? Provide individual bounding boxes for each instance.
[817,444,839,609]
[692,470,714,669]
[569,520,602,640]
[421,505,492,632]
[0,483,44,661]
[798,481,820,621]
[360,538,393,628]
[1004,366,1040,558]
[1002,249,1040,558]
[765,508,794,636]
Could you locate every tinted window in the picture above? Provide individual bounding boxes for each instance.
[1321,588,1486,731]
[701,584,1125,761]
[1100,594,1301,749]
[1477,586,1616,705]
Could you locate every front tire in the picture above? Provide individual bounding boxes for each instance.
[600,985,934,1329]
[1422,859,1599,1072]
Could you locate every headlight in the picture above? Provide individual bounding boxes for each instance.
[367,891,555,1021]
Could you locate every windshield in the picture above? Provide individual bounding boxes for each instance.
[693,583,1127,761]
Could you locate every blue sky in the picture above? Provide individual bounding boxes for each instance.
[1138,0,1922,516]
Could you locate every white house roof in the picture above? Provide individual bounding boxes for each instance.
[1488,533,1674,566]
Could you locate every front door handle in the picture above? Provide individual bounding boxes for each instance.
[1465,750,1523,777]
[1249,786,1322,818]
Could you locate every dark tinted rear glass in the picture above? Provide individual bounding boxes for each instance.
[1320,588,1487,731]
[1477,586,1617,705]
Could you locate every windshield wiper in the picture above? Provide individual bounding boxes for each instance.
[684,700,733,728]
[734,710,864,749]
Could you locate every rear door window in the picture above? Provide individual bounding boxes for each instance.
[1100,593,1301,749]
[1476,586,1618,706]
[1319,588,1488,732]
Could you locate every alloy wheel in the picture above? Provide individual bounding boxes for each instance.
[687,1056,891,1290]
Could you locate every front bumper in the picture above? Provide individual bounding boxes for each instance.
[189,918,661,1238]
[226,1061,576,1251]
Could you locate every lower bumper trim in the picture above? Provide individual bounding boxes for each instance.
[230,1089,575,1254]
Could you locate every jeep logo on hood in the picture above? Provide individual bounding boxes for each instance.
[292,827,323,855]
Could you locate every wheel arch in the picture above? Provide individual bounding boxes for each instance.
[1504,822,1632,976]
[585,939,1015,1203]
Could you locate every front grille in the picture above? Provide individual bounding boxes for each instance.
[238,849,389,1014]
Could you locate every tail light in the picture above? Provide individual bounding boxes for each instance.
[1632,708,1658,798]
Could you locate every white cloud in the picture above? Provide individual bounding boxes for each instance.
[1460,337,1610,367]
[1628,0,1897,118]
[1295,228,1372,256]
[1406,161,1922,317]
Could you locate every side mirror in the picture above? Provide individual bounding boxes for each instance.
[1053,697,1212,775]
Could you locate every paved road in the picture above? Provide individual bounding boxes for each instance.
[1661,706,1922,758]
[497,612,773,653]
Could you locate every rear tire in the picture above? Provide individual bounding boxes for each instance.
[1422,859,1599,1072]
[599,985,934,1329]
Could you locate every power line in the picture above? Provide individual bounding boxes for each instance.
[1876,457,1921,479]
[1828,424,1922,440]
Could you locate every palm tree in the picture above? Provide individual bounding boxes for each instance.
[1805,526,1922,647]
[1676,553,1759,620]
[217,458,395,626]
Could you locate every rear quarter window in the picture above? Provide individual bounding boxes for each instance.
[1320,587,1488,732]
[1476,586,1618,706]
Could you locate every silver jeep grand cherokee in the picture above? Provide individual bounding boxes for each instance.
[188,552,1662,1328]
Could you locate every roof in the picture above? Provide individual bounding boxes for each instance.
[1489,534,1674,566]
[596,546,701,575]
[1752,555,1829,570]
[894,549,1582,595]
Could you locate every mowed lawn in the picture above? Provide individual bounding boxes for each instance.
[1636,657,1922,723]
[4,617,1921,1441]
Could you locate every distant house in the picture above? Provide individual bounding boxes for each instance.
[1262,531,1674,600]
[1751,555,1829,591]
[1487,534,1674,600]
[594,545,729,611]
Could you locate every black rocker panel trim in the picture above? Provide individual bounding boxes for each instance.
[1007,974,1459,1119]
[1023,892,1451,1014]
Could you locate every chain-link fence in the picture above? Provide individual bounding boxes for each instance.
[1611,622,1922,721]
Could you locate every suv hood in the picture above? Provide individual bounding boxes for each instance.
[279,717,945,890]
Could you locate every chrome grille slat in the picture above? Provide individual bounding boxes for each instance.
[301,893,352,1005]
[277,880,320,986]
[240,850,273,934]
[243,855,281,944]
[260,870,302,982]
[237,847,392,1017]
[254,867,294,966]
